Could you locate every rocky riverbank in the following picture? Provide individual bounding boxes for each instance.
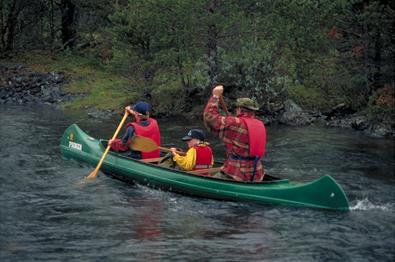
[0,64,73,106]
[0,64,393,137]
[262,99,394,137]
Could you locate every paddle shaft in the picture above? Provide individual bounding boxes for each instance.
[87,111,129,179]
[159,146,185,156]
[131,136,186,156]
[219,95,230,116]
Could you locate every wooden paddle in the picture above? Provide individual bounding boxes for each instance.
[219,95,230,116]
[130,135,185,155]
[86,111,129,179]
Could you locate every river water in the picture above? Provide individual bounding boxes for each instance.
[1,105,394,261]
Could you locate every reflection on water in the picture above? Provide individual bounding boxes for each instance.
[0,105,394,261]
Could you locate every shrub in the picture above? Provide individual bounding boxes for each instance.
[151,81,186,117]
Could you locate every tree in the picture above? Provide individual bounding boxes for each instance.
[0,0,26,52]
[330,0,395,108]
[60,0,77,49]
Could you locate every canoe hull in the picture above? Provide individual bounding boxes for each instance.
[60,124,350,211]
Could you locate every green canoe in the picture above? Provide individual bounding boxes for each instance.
[60,124,350,211]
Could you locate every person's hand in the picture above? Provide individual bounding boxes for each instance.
[125,106,133,114]
[213,85,224,97]
[125,106,139,117]
[170,147,177,156]
[109,138,115,146]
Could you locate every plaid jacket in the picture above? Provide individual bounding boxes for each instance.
[203,96,264,182]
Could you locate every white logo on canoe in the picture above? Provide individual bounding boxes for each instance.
[69,141,82,151]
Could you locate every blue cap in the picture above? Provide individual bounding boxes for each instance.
[133,101,151,116]
[182,129,206,141]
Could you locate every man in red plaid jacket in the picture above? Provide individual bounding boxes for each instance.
[203,85,266,182]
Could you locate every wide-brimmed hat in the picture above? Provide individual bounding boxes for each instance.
[235,98,259,111]
[182,129,206,141]
[133,101,151,116]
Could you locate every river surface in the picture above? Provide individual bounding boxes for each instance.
[1,105,394,261]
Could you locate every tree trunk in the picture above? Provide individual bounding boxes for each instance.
[207,23,218,87]
[373,27,382,91]
[50,0,55,51]
[361,0,371,99]
[362,22,370,97]
[4,0,19,51]
[60,0,76,49]
[0,0,4,49]
[206,0,220,93]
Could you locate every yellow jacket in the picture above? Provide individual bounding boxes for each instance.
[173,144,214,171]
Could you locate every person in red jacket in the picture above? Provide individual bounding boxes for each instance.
[109,101,161,159]
[203,85,266,182]
[168,129,214,174]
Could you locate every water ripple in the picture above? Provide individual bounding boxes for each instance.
[1,105,395,262]
[350,198,394,211]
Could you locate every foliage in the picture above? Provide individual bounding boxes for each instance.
[150,78,185,117]
[0,0,394,119]
[288,84,330,111]
[366,84,395,124]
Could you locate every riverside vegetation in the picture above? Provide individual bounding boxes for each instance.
[0,0,394,136]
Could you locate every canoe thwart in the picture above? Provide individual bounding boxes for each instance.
[141,157,166,163]
[189,167,222,175]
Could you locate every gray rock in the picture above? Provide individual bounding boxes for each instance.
[0,64,67,105]
[351,116,369,131]
[0,89,6,99]
[278,99,311,126]
[368,123,394,137]
[324,103,356,120]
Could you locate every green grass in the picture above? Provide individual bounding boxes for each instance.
[3,51,136,111]
[288,84,332,111]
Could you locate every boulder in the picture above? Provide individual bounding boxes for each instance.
[351,116,370,131]
[278,99,311,126]
[324,103,356,120]
[367,123,394,137]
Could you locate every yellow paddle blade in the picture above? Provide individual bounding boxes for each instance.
[85,111,129,180]
[87,168,99,179]
[130,135,158,152]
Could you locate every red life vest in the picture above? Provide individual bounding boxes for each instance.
[240,117,266,158]
[130,118,161,159]
[193,145,213,173]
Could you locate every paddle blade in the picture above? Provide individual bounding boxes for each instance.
[86,168,99,179]
[130,135,158,152]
